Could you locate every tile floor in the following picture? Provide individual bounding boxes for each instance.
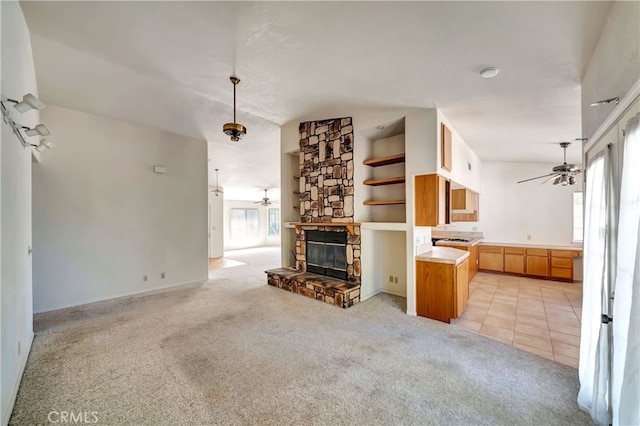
[452,272,582,368]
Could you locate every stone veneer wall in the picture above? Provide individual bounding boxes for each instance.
[295,117,360,285]
[298,117,354,223]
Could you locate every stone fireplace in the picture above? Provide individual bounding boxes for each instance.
[266,117,361,308]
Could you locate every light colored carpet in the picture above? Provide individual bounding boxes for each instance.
[11,247,592,425]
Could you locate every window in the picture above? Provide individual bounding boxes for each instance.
[268,209,280,236]
[230,208,259,239]
[573,191,583,242]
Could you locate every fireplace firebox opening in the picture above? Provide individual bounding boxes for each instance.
[306,230,348,280]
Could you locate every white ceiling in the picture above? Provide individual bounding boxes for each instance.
[21,1,612,200]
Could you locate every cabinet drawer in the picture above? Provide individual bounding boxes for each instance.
[526,248,549,257]
[551,257,573,268]
[551,267,572,279]
[504,247,525,255]
[479,245,503,254]
[550,250,575,258]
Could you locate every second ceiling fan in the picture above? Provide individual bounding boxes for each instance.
[255,189,272,207]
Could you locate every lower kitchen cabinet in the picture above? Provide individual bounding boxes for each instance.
[504,247,525,274]
[438,244,479,281]
[478,245,504,272]
[416,258,469,323]
[478,244,581,282]
[526,249,550,277]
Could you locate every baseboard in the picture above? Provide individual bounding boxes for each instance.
[360,288,383,302]
[2,332,34,426]
[381,289,407,298]
[34,279,207,314]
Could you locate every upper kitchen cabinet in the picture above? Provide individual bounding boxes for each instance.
[415,174,450,226]
[451,187,479,222]
[441,123,452,172]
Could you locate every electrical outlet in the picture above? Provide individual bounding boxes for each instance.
[143,275,148,282]
[394,276,399,284]
[527,235,532,240]
[388,275,393,283]
[472,227,478,231]
[415,236,420,245]
[161,272,166,279]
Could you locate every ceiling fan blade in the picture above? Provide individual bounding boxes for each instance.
[517,173,558,184]
[540,174,561,185]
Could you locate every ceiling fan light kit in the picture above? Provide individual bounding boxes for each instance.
[517,142,582,186]
[222,76,247,142]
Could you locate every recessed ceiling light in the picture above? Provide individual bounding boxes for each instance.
[480,67,500,79]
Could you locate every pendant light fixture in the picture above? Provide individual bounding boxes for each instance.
[222,76,247,142]
[211,168,224,197]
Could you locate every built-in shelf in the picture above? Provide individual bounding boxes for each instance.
[363,200,406,206]
[363,153,406,167]
[363,176,405,186]
[289,222,361,236]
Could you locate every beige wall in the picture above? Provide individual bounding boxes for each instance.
[33,105,208,313]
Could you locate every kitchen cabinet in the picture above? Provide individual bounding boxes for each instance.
[526,248,550,277]
[451,189,477,210]
[454,258,470,317]
[438,244,479,281]
[504,247,525,274]
[416,258,469,323]
[415,174,450,226]
[468,245,479,280]
[478,244,581,282]
[478,245,504,272]
[550,250,580,281]
[451,188,479,222]
[441,123,452,172]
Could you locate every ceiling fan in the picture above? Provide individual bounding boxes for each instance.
[255,189,272,206]
[517,142,582,186]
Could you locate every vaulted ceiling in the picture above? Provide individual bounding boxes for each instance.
[21,1,612,200]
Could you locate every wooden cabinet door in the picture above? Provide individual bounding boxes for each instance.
[454,259,469,317]
[504,254,525,274]
[416,260,454,323]
[441,123,452,171]
[479,246,504,272]
[527,255,549,277]
[415,175,438,226]
[415,174,450,226]
[469,245,479,280]
[451,189,467,210]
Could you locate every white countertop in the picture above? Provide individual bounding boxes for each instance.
[480,242,583,251]
[416,246,470,265]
